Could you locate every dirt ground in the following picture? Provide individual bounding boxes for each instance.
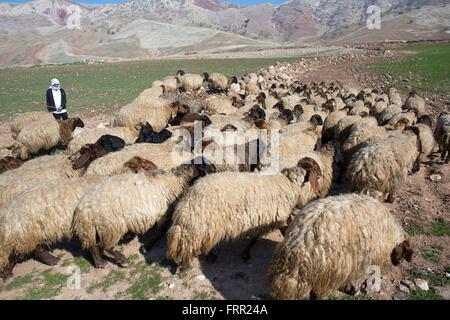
[0,45,448,300]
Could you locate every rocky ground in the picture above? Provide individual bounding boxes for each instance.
[0,43,448,300]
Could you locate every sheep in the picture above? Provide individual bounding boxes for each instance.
[203,72,231,93]
[135,122,173,144]
[268,193,412,300]
[434,112,450,163]
[245,83,260,96]
[404,91,427,115]
[0,154,81,213]
[347,126,428,202]
[113,99,174,132]
[279,125,321,158]
[83,141,190,177]
[200,137,266,173]
[10,112,54,139]
[70,135,126,171]
[388,87,402,107]
[0,156,23,174]
[205,97,237,115]
[371,98,388,117]
[334,115,365,144]
[161,76,178,94]
[385,111,417,130]
[176,70,205,92]
[166,158,326,270]
[13,118,85,160]
[321,110,348,144]
[67,127,138,155]
[413,117,435,162]
[341,119,389,165]
[377,104,402,125]
[72,162,215,268]
[0,176,104,280]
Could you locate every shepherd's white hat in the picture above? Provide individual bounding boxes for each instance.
[51,78,60,86]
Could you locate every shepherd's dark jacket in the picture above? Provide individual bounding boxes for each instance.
[46,88,67,112]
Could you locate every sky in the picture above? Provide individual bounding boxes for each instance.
[1,0,287,4]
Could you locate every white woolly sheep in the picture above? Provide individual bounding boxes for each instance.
[268,193,412,300]
[176,72,205,92]
[10,112,54,139]
[0,176,104,280]
[73,163,213,268]
[13,118,84,160]
[166,160,325,270]
[0,154,81,214]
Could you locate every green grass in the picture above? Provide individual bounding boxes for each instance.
[73,256,92,274]
[405,219,450,237]
[0,56,302,117]
[408,288,443,300]
[86,269,126,294]
[125,263,163,300]
[19,270,70,300]
[1,274,34,291]
[421,245,443,264]
[369,43,450,95]
[408,269,450,287]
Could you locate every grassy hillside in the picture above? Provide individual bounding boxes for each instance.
[0,57,301,118]
[369,43,450,95]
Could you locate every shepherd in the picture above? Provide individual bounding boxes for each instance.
[46,78,68,120]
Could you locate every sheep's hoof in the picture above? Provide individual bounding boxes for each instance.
[386,193,396,204]
[107,249,129,268]
[34,247,59,266]
[205,252,217,264]
[94,260,108,269]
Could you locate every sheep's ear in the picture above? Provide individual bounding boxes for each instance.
[297,157,322,195]
[135,124,143,131]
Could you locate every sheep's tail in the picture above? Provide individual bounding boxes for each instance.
[166,224,192,265]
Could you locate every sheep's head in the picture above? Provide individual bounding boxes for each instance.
[417,115,432,128]
[202,72,209,82]
[309,114,324,127]
[124,156,158,173]
[273,101,284,112]
[279,109,294,125]
[297,157,322,196]
[176,70,185,76]
[391,240,413,266]
[11,143,29,161]
[229,76,238,85]
[71,144,108,171]
[0,156,22,174]
[191,156,216,177]
[66,117,85,131]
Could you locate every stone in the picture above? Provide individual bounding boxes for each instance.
[429,174,442,182]
[398,284,410,294]
[415,279,429,291]
[195,274,206,281]
[168,283,176,289]
[401,279,416,291]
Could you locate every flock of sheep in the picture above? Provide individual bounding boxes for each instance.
[0,65,449,300]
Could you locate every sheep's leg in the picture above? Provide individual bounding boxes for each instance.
[177,258,192,274]
[240,237,259,263]
[0,255,16,281]
[386,192,396,204]
[89,247,107,269]
[34,245,59,266]
[106,249,129,268]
